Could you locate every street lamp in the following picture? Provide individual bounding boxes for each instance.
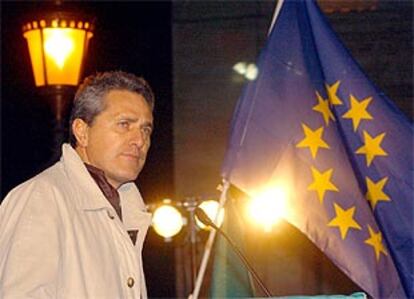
[22,13,93,87]
[232,62,258,81]
[151,198,225,240]
[152,199,185,241]
[22,10,94,156]
[150,198,225,292]
[195,199,225,230]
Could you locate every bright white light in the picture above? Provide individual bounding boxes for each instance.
[44,30,74,69]
[247,186,288,232]
[152,204,183,239]
[233,62,247,75]
[245,63,258,80]
[195,200,225,230]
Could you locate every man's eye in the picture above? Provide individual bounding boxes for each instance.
[143,127,152,136]
[118,121,129,128]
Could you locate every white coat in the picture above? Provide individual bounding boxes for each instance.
[0,144,152,299]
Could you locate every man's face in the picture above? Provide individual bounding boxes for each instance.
[75,89,153,188]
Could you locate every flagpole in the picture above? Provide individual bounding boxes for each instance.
[189,180,230,299]
[268,0,284,35]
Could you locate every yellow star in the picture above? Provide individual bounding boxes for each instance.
[328,203,361,239]
[325,81,343,105]
[296,124,330,159]
[366,177,391,209]
[355,131,388,166]
[364,225,388,261]
[313,91,335,126]
[342,95,373,131]
[308,166,339,203]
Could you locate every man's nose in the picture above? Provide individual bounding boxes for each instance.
[130,128,146,148]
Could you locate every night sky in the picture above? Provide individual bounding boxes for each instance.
[1,1,175,297]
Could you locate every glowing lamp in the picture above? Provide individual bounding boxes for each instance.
[22,13,94,87]
[195,200,225,230]
[233,61,258,81]
[245,63,258,80]
[247,186,289,232]
[233,62,247,75]
[152,200,184,240]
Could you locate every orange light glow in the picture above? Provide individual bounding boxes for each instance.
[195,200,225,230]
[44,29,75,69]
[23,19,93,86]
[152,203,184,240]
[247,185,289,232]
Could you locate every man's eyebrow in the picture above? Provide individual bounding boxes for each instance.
[116,114,137,120]
[116,115,153,127]
[116,116,143,122]
[143,121,154,129]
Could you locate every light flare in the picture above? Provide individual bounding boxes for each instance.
[195,200,225,230]
[44,29,74,69]
[247,185,289,232]
[152,203,184,239]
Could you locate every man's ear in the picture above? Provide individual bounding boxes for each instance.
[72,118,89,147]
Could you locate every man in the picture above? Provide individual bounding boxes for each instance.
[0,71,155,298]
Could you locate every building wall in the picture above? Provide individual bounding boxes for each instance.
[173,1,274,200]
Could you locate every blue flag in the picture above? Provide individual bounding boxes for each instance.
[222,0,413,298]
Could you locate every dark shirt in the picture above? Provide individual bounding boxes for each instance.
[85,163,138,245]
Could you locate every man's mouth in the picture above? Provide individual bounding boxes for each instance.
[121,152,144,162]
[121,152,138,159]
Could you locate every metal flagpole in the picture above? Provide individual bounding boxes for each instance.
[189,180,230,299]
[268,0,285,35]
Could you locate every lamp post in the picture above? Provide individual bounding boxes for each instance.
[22,9,94,158]
[150,198,225,294]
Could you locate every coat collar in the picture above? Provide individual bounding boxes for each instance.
[60,143,151,231]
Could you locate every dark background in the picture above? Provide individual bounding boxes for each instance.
[1,1,175,297]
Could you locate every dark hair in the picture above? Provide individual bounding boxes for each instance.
[69,71,155,147]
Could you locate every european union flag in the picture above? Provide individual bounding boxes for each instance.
[222,0,413,298]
